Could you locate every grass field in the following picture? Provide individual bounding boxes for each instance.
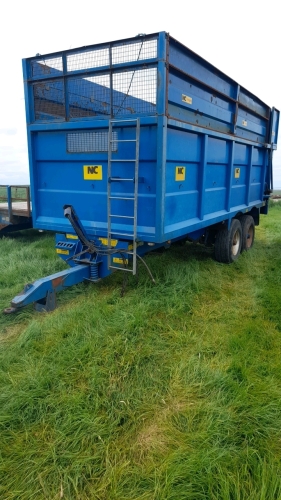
[0,202,281,499]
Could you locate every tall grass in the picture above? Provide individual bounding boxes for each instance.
[0,204,281,499]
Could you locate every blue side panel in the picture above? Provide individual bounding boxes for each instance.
[165,128,201,229]
[231,143,250,207]
[164,123,268,239]
[167,36,271,145]
[168,70,235,135]
[204,137,229,215]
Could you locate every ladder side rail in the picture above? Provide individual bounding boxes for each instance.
[107,121,113,270]
[133,118,140,274]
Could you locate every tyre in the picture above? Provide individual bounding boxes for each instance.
[214,219,242,263]
[240,215,255,251]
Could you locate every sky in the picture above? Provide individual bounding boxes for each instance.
[1,0,280,188]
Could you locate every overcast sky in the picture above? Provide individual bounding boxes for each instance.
[1,0,280,187]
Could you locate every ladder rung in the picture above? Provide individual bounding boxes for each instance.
[110,159,136,162]
[109,232,133,237]
[109,266,133,272]
[109,250,135,257]
[110,119,139,123]
[110,139,137,143]
[109,178,134,182]
[109,214,135,219]
[109,196,134,200]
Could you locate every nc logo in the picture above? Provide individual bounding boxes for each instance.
[87,166,99,174]
[83,165,103,180]
[175,166,185,181]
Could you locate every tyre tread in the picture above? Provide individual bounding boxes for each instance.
[214,219,242,263]
[240,215,255,251]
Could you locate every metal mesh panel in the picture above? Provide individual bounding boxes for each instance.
[67,48,110,72]
[68,74,110,118]
[32,57,63,77]
[30,39,158,121]
[67,131,117,152]
[113,68,157,115]
[66,40,157,72]
[33,80,65,120]
[112,39,157,64]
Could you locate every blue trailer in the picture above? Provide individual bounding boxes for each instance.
[5,32,279,312]
[0,185,32,234]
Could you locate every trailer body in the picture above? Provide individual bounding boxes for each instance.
[6,32,279,312]
[23,32,279,243]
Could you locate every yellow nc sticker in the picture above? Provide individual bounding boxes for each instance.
[56,249,69,255]
[66,234,78,240]
[113,257,128,265]
[182,94,192,105]
[83,165,102,180]
[128,241,144,251]
[234,168,241,179]
[175,166,186,181]
[99,238,118,247]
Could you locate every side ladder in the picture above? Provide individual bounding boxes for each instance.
[107,118,140,275]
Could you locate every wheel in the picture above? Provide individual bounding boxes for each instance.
[214,219,242,263]
[240,215,255,251]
